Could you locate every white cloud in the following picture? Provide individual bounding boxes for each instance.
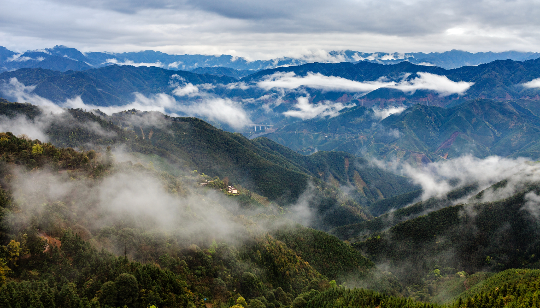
[387,128,401,138]
[0,78,64,113]
[172,83,199,96]
[257,72,389,92]
[175,98,251,129]
[226,82,250,90]
[0,79,118,139]
[380,53,405,61]
[8,166,249,245]
[373,106,406,120]
[167,61,182,69]
[65,93,177,115]
[523,78,540,88]
[352,53,364,61]
[0,115,49,141]
[283,96,354,120]
[105,58,164,68]
[393,72,473,96]
[401,155,532,201]
[1,78,250,129]
[523,192,540,220]
[257,72,473,96]
[7,54,33,62]
[296,50,347,63]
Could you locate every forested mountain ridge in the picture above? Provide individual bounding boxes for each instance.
[3,128,491,308]
[0,100,418,230]
[0,132,380,307]
[5,58,540,108]
[0,66,235,107]
[245,58,540,106]
[2,101,540,306]
[2,131,540,306]
[5,57,540,151]
[265,98,540,164]
[337,172,540,303]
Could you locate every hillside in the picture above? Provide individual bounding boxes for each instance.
[0,100,418,230]
[347,177,540,300]
[4,58,540,130]
[451,269,540,307]
[265,99,540,163]
[0,132,381,307]
[0,129,519,308]
[0,66,234,107]
[3,102,540,306]
[244,58,540,105]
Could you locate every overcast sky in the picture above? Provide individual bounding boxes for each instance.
[1,0,539,59]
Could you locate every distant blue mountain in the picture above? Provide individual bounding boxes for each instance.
[3,58,540,128]
[0,46,16,63]
[1,45,539,74]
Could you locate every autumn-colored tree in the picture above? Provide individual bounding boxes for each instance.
[32,143,43,155]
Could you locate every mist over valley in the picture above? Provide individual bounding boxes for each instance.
[2,45,540,308]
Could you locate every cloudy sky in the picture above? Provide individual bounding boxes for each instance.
[1,0,539,59]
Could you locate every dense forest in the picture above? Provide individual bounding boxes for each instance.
[0,131,441,307]
[0,99,419,230]
[2,98,540,307]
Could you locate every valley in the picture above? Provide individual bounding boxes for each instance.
[1,51,540,307]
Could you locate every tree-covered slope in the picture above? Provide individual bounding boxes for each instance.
[0,65,235,106]
[245,58,540,103]
[266,99,540,163]
[302,287,442,308]
[451,269,540,307]
[273,225,374,283]
[0,100,419,229]
[352,181,540,287]
[0,133,377,308]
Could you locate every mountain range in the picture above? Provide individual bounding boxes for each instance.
[4,56,540,110]
[2,96,540,307]
[3,43,540,307]
[0,99,419,230]
[2,45,540,75]
[4,57,540,165]
[265,98,540,163]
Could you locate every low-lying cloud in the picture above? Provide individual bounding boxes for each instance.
[283,96,355,120]
[0,114,49,141]
[395,72,473,96]
[71,94,251,129]
[1,78,251,129]
[523,192,540,220]
[401,155,531,201]
[257,72,473,96]
[8,165,248,247]
[372,106,406,120]
[172,83,200,96]
[7,54,43,62]
[523,78,540,88]
[258,72,389,92]
[105,58,165,68]
[6,153,322,253]
[0,78,64,113]
[0,78,119,139]
[283,50,349,64]
[175,98,251,129]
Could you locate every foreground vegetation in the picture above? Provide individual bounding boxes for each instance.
[0,132,426,308]
[2,102,540,307]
